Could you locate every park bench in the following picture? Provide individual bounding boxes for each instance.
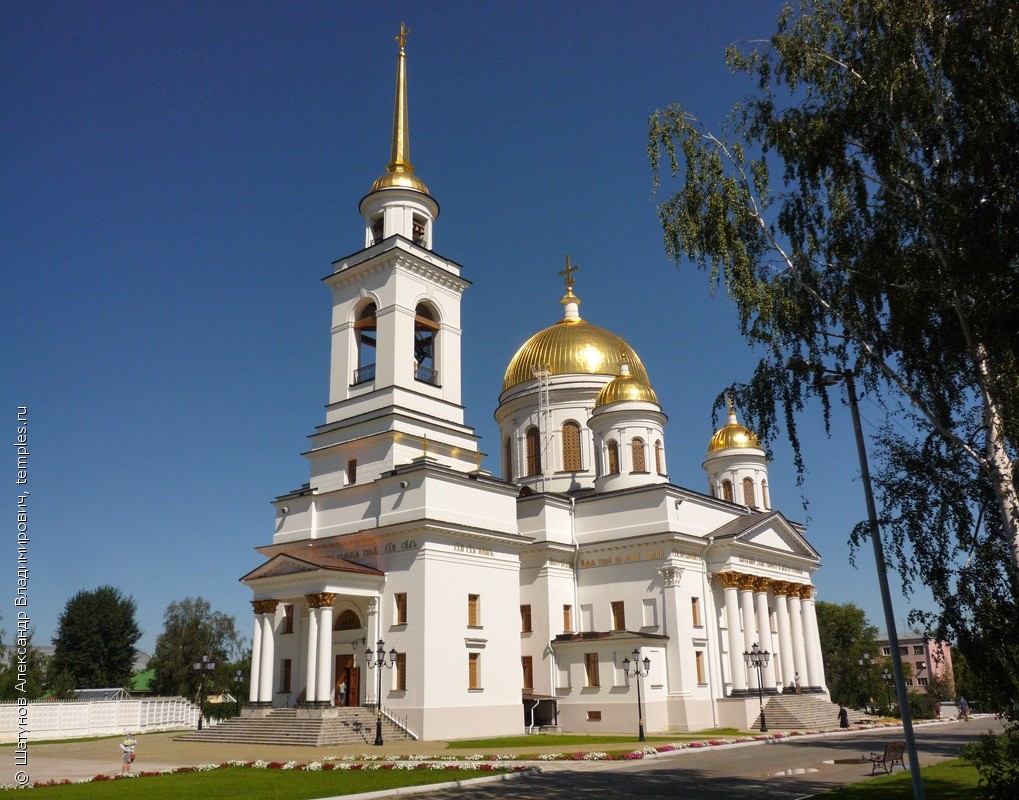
[865,741,906,774]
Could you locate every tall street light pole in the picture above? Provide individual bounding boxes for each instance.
[365,638,397,746]
[787,357,925,800]
[621,648,650,742]
[882,667,894,712]
[743,643,770,732]
[192,654,216,731]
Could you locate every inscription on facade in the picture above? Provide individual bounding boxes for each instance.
[580,549,665,569]
[453,543,493,556]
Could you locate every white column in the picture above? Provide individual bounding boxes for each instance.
[720,574,747,694]
[753,579,778,691]
[315,596,335,705]
[801,588,824,690]
[366,597,379,703]
[304,602,319,704]
[249,607,263,704]
[774,586,796,690]
[658,565,688,693]
[738,578,760,691]
[788,590,808,691]
[257,600,279,704]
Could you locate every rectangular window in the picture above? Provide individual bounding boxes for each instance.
[913,645,925,655]
[691,597,702,627]
[347,458,357,485]
[585,653,600,687]
[520,604,532,633]
[412,214,426,245]
[916,661,925,672]
[917,677,928,687]
[695,651,706,684]
[370,217,384,244]
[280,659,292,693]
[521,656,533,689]
[587,710,602,721]
[899,646,909,655]
[394,593,408,625]
[882,646,891,655]
[468,652,481,689]
[468,594,481,627]
[563,604,573,633]
[283,604,294,634]
[905,678,913,686]
[395,652,407,691]
[611,601,625,630]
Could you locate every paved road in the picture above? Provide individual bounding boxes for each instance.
[412,718,1001,800]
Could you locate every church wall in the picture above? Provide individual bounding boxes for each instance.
[519,557,575,698]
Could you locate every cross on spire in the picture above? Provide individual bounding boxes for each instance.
[559,255,579,291]
[396,22,410,50]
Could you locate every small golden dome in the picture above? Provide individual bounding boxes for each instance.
[370,166,431,195]
[707,402,762,453]
[595,372,659,407]
[503,318,651,391]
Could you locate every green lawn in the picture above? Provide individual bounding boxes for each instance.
[446,729,746,749]
[19,766,515,799]
[814,759,979,798]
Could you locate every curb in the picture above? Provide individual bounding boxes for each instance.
[309,767,542,800]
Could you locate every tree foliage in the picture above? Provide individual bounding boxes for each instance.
[150,597,242,697]
[649,0,1018,704]
[814,600,880,708]
[0,631,48,701]
[48,585,141,689]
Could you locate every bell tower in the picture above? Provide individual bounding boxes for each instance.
[311,26,480,494]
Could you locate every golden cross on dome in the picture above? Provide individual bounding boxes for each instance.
[559,255,579,290]
[396,22,410,50]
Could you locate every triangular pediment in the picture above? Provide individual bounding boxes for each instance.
[240,551,384,584]
[710,511,820,561]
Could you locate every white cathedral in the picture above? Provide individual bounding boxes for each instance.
[240,31,828,741]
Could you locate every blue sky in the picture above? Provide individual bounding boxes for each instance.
[2,1,929,655]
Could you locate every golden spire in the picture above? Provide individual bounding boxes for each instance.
[370,23,430,195]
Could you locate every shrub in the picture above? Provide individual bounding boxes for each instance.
[961,721,1019,800]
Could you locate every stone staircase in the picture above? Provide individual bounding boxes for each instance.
[177,707,413,747]
[753,693,869,731]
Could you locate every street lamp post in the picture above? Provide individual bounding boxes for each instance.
[743,643,770,732]
[192,654,216,730]
[787,357,925,800]
[234,669,244,718]
[882,668,894,712]
[365,638,397,746]
[858,653,877,713]
[621,648,651,742]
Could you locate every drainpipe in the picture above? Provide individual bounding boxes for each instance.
[700,535,719,728]
[527,698,540,733]
[569,496,580,620]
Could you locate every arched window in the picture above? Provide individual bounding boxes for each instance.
[562,422,582,472]
[722,480,734,502]
[743,477,756,507]
[334,609,361,631]
[413,303,439,385]
[503,436,513,481]
[353,303,377,384]
[654,440,664,475]
[525,427,542,476]
[762,480,770,509]
[631,438,647,473]
[607,440,620,474]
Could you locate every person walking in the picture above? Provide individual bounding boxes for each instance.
[838,705,850,729]
[336,680,347,707]
[794,672,801,694]
[959,697,970,721]
[119,733,137,774]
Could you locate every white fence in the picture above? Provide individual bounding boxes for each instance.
[0,698,199,743]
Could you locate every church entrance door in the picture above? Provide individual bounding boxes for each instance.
[335,654,359,706]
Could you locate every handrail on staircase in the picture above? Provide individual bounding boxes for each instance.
[365,702,418,741]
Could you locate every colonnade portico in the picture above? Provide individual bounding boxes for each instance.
[715,572,825,696]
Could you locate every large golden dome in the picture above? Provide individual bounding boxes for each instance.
[707,403,762,453]
[503,317,651,391]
